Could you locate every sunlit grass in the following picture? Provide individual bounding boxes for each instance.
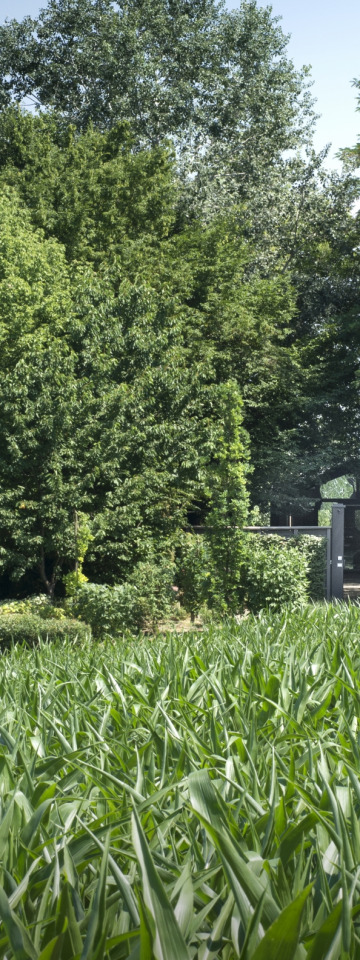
[1,603,360,957]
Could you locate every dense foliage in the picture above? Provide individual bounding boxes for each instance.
[290,534,328,601]
[0,607,359,956]
[0,0,313,173]
[243,534,310,611]
[0,612,89,644]
[0,0,359,604]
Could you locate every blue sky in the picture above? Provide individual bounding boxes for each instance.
[250,0,360,170]
[1,0,359,172]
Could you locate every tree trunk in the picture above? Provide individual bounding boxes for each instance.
[38,546,57,600]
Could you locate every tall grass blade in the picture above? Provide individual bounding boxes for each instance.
[132,806,190,960]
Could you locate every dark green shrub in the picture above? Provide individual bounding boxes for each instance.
[244,534,309,612]
[70,584,136,637]
[0,614,90,646]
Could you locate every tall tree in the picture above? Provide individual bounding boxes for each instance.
[0,0,314,202]
[339,78,360,170]
[0,188,219,591]
[0,109,177,270]
[0,190,81,595]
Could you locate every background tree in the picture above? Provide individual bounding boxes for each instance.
[0,190,219,591]
[339,78,360,170]
[248,159,360,511]
[0,335,83,597]
[0,0,314,203]
[0,191,81,594]
[0,108,299,439]
[1,1,359,604]
[0,110,177,272]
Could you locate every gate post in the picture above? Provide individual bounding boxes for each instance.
[331,504,345,599]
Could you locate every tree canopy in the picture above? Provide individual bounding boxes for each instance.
[0,0,359,593]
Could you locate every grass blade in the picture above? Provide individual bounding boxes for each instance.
[132,806,190,960]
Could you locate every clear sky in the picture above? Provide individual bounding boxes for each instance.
[1,0,359,173]
[247,0,360,171]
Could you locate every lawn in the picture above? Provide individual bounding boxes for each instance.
[1,603,360,958]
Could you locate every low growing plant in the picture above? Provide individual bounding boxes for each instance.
[0,596,67,619]
[1,606,360,955]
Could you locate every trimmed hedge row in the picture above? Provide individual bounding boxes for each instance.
[0,614,90,646]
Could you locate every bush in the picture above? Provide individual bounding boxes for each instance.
[290,535,327,600]
[0,596,67,620]
[128,559,175,626]
[71,561,175,636]
[69,583,135,637]
[244,534,309,612]
[0,614,90,646]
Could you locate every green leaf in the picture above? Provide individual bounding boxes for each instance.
[56,883,83,956]
[305,901,342,960]
[199,893,234,960]
[132,806,190,960]
[38,934,65,960]
[173,862,193,939]
[80,833,110,960]
[137,888,153,960]
[250,885,312,960]
[0,887,37,960]
[277,814,318,864]
[188,771,279,929]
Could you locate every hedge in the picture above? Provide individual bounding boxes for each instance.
[243,534,309,612]
[244,533,327,612]
[0,614,90,647]
[289,534,327,600]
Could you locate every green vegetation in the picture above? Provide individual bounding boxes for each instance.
[0,0,359,607]
[243,534,310,611]
[175,533,327,623]
[0,2,360,952]
[290,535,328,602]
[70,564,175,636]
[0,612,89,645]
[0,606,359,956]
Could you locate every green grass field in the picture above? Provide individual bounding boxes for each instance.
[1,603,360,958]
